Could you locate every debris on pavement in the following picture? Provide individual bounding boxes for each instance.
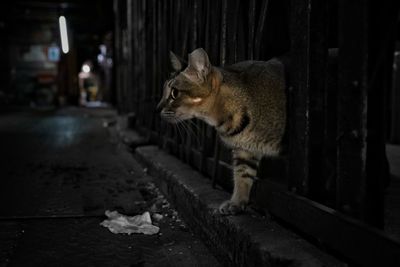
[152,213,163,221]
[100,210,160,235]
[137,181,188,231]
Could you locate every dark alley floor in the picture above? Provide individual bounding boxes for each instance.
[0,107,220,267]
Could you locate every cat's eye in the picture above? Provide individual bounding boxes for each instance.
[171,87,179,100]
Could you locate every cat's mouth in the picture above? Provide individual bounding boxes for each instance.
[161,113,178,123]
[160,111,192,124]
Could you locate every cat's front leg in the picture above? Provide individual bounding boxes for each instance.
[219,149,260,215]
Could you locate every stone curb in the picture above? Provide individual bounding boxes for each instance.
[135,145,344,267]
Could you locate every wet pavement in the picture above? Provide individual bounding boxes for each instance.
[0,107,221,267]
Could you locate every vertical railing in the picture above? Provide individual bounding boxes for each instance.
[288,0,311,197]
[391,45,400,144]
[337,0,369,223]
[113,0,400,264]
[115,0,391,222]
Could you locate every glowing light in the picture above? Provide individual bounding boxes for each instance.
[99,44,107,55]
[82,64,91,73]
[97,54,104,63]
[59,16,69,54]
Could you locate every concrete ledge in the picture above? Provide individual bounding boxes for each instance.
[135,145,344,267]
[114,114,150,148]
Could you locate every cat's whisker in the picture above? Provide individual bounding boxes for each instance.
[190,120,202,141]
[173,118,184,144]
[176,123,184,144]
[173,124,178,142]
[178,120,190,144]
[176,119,186,135]
[188,119,201,135]
[182,120,201,147]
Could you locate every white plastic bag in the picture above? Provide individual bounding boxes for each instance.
[100,210,160,235]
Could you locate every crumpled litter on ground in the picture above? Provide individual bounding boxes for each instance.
[152,213,163,221]
[100,210,160,235]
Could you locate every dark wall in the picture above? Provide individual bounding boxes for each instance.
[0,1,114,106]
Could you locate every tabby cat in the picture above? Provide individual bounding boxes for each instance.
[156,48,286,215]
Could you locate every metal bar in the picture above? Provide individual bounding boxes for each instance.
[173,0,181,53]
[180,0,190,56]
[307,0,328,203]
[225,0,240,64]
[151,0,157,105]
[364,1,400,228]
[219,0,227,66]
[391,47,400,143]
[191,0,203,169]
[235,1,245,61]
[209,0,221,62]
[288,0,311,195]
[192,0,198,50]
[337,0,368,220]
[254,0,269,59]
[126,0,133,112]
[113,0,122,112]
[247,0,256,59]
[139,0,147,126]
[200,122,208,174]
[185,0,197,164]
[323,47,338,207]
[200,0,214,175]
[204,0,211,52]
[131,0,138,114]
[212,0,227,188]
[151,0,163,132]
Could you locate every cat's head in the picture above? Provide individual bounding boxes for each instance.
[156,48,221,124]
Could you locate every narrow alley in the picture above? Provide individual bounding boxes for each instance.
[1,1,400,266]
[0,107,220,267]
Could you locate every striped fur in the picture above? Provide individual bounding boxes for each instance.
[157,48,286,215]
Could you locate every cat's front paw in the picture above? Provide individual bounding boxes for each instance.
[219,200,246,215]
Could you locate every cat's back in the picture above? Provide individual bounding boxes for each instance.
[223,58,284,99]
[218,58,286,155]
[223,58,285,107]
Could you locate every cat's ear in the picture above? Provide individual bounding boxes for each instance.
[169,51,184,72]
[186,48,211,83]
